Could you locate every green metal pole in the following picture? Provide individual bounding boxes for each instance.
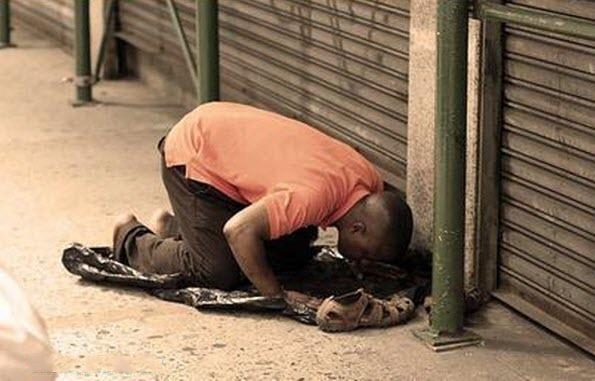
[74,0,92,104]
[196,0,219,103]
[0,0,10,48]
[413,0,481,351]
[431,0,468,335]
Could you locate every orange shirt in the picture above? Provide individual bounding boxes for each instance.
[164,102,383,239]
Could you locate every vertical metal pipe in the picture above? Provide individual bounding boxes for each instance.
[431,0,469,334]
[196,0,219,103]
[74,0,92,104]
[94,0,116,82]
[0,0,10,48]
[167,0,198,88]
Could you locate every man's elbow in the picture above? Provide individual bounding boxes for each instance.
[223,220,255,243]
[223,221,240,242]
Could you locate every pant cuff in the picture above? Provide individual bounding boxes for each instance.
[113,221,153,266]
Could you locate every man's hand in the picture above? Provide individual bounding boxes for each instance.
[284,290,323,310]
[223,200,282,297]
[284,290,310,304]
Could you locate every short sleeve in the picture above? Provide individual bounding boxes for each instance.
[263,190,331,239]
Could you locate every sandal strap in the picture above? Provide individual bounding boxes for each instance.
[360,297,414,327]
[316,289,370,331]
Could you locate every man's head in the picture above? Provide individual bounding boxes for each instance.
[336,192,413,264]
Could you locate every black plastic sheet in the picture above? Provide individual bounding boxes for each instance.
[62,243,428,325]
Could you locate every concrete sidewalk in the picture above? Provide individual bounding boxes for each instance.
[1,25,593,381]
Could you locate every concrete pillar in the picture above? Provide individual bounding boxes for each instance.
[406,0,437,253]
[406,0,482,289]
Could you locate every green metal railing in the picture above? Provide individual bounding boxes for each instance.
[166,0,198,91]
[197,0,219,103]
[74,0,219,105]
[168,0,219,103]
[478,2,595,39]
[74,0,92,105]
[0,0,10,48]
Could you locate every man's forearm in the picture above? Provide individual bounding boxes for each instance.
[225,230,282,297]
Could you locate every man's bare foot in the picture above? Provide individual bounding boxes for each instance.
[112,213,138,249]
[148,209,178,239]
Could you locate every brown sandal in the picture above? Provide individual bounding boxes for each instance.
[315,288,414,332]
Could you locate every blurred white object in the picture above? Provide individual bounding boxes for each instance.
[0,265,54,380]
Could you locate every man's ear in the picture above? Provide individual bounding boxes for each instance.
[350,221,366,234]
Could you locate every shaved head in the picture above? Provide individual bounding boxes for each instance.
[364,192,414,262]
[336,191,414,264]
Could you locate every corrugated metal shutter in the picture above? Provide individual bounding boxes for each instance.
[117,0,410,190]
[496,0,595,354]
[11,0,74,50]
[117,0,194,62]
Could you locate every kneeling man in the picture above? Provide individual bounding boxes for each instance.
[113,102,413,302]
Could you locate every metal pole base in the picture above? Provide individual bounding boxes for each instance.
[71,99,98,108]
[413,328,482,352]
